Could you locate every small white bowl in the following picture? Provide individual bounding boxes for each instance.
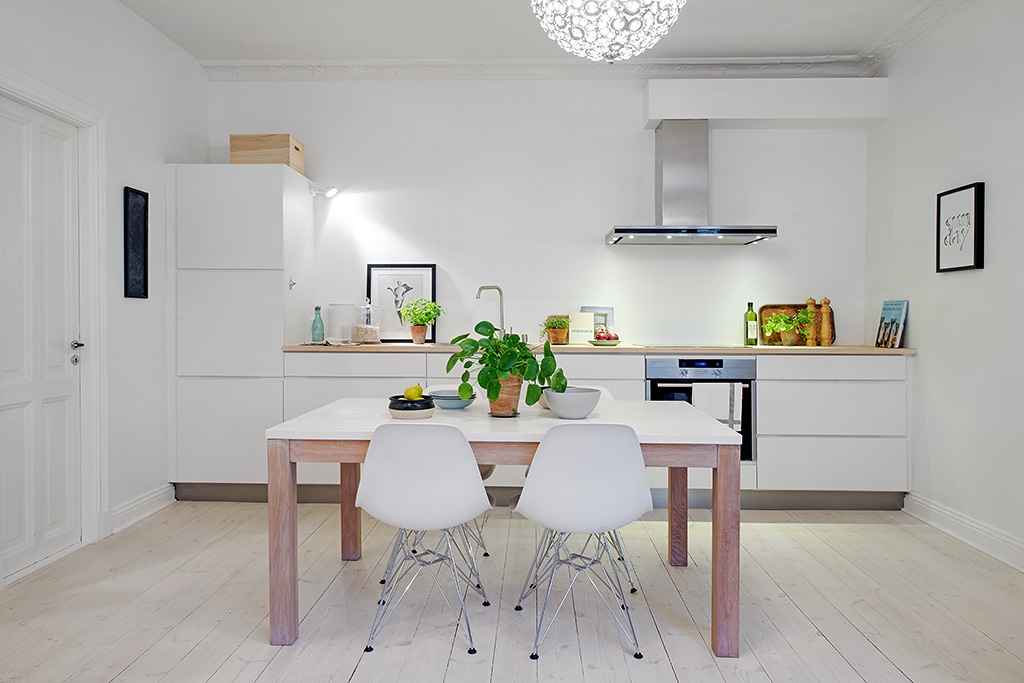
[389,407,434,420]
[542,387,601,420]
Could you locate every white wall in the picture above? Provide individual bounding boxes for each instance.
[0,0,209,525]
[867,0,1024,567]
[208,80,868,346]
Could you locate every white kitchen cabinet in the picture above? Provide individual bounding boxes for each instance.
[554,353,647,400]
[755,355,908,492]
[176,377,283,484]
[284,352,427,419]
[171,163,314,484]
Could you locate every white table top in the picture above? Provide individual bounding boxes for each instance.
[266,398,740,445]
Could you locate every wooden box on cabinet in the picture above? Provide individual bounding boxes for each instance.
[229,134,305,174]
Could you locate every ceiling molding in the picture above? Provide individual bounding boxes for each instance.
[202,57,877,82]
[201,0,969,82]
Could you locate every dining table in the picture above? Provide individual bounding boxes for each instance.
[265,397,742,657]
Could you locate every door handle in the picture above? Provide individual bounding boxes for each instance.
[70,339,85,350]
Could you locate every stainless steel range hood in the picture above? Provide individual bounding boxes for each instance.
[607,120,777,246]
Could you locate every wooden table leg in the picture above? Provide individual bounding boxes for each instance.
[711,444,740,657]
[268,439,298,645]
[668,466,688,566]
[340,462,362,561]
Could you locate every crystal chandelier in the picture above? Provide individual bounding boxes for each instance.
[531,0,684,64]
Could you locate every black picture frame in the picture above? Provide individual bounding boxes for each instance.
[366,264,437,342]
[123,186,149,298]
[936,182,984,272]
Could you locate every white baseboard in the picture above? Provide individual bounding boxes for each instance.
[904,493,1024,573]
[110,484,176,534]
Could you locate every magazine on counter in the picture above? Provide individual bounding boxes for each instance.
[875,300,909,348]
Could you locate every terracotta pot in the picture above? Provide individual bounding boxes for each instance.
[410,325,427,344]
[779,329,802,346]
[546,327,569,345]
[488,376,523,417]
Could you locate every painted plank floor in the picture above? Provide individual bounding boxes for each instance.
[2,502,1023,682]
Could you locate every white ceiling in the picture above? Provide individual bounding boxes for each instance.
[116,0,962,78]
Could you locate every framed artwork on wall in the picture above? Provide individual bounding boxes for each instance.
[366,263,437,342]
[936,182,984,272]
[123,186,149,298]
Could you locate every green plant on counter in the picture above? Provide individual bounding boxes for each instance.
[446,320,567,404]
[761,308,815,337]
[540,315,570,331]
[398,298,444,326]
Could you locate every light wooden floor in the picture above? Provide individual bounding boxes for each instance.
[2,502,1023,683]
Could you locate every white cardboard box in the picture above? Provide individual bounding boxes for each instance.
[568,311,595,344]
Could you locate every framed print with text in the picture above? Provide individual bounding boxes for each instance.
[937,182,984,272]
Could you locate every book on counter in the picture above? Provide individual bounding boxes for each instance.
[875,300,908,348]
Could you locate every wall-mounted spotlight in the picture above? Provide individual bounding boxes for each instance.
[310,185,338,198]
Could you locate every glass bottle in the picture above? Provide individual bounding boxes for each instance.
[744,302,758,346]
[311,306,325,343]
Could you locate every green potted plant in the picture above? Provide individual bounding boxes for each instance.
[761,308,815,346]
[540,315,570,344]
[398,297,444,344]
[447,320,567,417]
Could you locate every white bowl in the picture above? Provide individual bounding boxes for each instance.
[389,407,434,420]
[542,387,601,420]
[430,389,476,410]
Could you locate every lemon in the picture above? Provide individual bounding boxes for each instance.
[402,385,423,400]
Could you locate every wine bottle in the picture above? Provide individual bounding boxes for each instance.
[311,306,325,343]
[744,302,758,346]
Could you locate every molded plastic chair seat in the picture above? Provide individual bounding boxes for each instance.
[512,422,653,659]
[357,422,493,654]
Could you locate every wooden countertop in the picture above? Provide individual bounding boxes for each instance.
[283,343,916,356]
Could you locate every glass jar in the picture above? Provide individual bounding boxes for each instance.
[327,302,352,341]
[352,299,381,343]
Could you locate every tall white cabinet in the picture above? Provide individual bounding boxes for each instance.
[170,164,314,483]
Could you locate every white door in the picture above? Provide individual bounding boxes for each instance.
[0,94,81,583]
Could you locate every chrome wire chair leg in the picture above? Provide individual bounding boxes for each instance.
[520,531,642,660]
[514,527,556,609]
[452,523,490,605]
[611,529,637,594]
[463,514,490,557]
[364,528,481,655]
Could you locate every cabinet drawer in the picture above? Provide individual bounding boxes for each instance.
[757,380,906,436]
[757,355,906,381]
[556,354,645,380]
[285,352,426,378]
[757,436,907,491]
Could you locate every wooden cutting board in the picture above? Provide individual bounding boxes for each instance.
[758,303,835,346]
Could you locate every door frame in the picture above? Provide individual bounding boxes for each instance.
[0,64,108,545]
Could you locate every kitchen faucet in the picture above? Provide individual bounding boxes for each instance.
[475,285,504,335]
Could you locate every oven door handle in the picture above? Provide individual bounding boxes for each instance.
[650,382,693,389]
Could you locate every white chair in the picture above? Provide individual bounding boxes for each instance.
[426,385,496,557]
[512,423,653,660]
[356,422,493,654]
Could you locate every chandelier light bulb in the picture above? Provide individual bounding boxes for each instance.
[531,0,684,64]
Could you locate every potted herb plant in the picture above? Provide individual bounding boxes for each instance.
[447,320,567,417]
[540,315,570,345]
[761,308,815,346]
[398,297,444,344]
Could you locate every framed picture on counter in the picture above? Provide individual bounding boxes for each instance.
[937,182,984,272]
[366,263,437,342]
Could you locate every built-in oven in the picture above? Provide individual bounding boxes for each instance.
[646,357,756,461]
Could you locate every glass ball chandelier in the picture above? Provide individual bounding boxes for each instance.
[531,0,685,64]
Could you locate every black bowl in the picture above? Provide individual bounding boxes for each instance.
[388,394,435,411]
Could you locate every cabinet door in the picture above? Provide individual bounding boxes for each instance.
[174,164,287,270]
[176,377,282,483]
[281,167,315,346]
[557,353,645,380]
[177,270,284,377]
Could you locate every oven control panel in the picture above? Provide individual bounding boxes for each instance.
[645,357,756,381]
